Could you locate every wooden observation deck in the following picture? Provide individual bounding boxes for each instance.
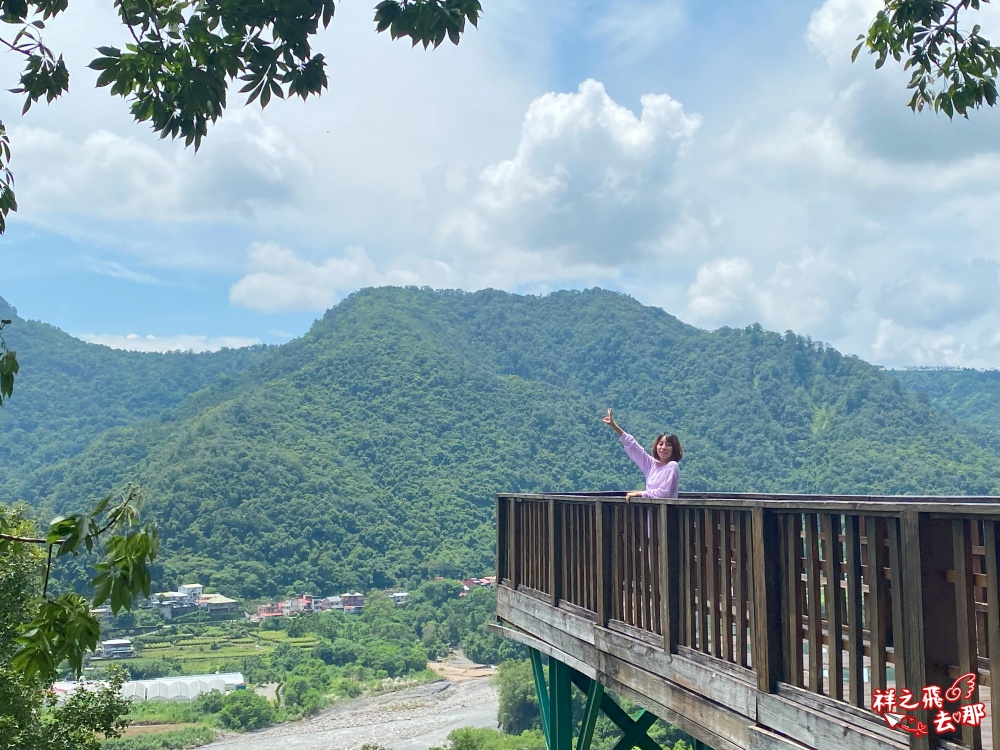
[493,492,1000,750]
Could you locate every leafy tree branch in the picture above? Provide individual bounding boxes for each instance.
[854,0,1000,117]
[0,487,158,681]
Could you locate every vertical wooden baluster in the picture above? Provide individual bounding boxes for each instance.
[622,505,635,625]
[525,502,532,590]
[647,507,656,632]
[735,511,748,668]
[866,516,888,701]
[821,513,844,701]
[684,508,694,647]
[983,520,1000,750]
[695,510,706,653]
[886,516,907,689]
[954,519,982,750]
[805,513,823,694]
[635,505,649,630]
[707,509,720,658]
[722,509,734,663]
[651,506,661,635]
[562,503,570,604]
[637,506,647,630]
[584,504,592,612]
[549,499,561,605]
[497,497,507,584]
[576,503,587,608]
[510,500,520,591]
[596,499,610,628]
[661,502,679,653]
[845,514,864,707]
[784,513,804,687]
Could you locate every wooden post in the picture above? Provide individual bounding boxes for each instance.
[752,507,784,693]
[898,511,930,750]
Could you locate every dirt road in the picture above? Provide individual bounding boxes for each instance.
[204,666,498,750]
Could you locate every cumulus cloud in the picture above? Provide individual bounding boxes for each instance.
[877,259,1000,328]
[685,250,861,340]
[229,242,452,313]
[871,318,1000,368]
[13,112,310,229]
[439,79,702,268]
[79,333,261,353]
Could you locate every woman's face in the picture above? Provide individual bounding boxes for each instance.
[655,436,674,463]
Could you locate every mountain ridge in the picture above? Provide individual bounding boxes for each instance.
[1,286,996,598]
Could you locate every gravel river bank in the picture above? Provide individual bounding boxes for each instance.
[203,674,499,750]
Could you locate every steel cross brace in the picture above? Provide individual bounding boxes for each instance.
[528,648,666,750]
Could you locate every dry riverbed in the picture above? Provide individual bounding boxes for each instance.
[204,659,498,750]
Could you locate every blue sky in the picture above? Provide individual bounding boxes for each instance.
[1,0,998,366]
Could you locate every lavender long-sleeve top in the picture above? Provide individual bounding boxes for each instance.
[619,432,679,499]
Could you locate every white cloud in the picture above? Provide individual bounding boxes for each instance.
[438,79,701,270]
[13,111,310,230]
[877,259,1000,328]
[589,1,688,62]
[685,257,756,322]
[871,318,1000,368]
[806,0,881,66]
[229,242,448,313]
[79,333,260,353]
[685,250,861,340]
[85,258,163,285]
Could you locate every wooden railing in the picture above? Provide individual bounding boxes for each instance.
[496,492,1000,750]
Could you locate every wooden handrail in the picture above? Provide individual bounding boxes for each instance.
[497,491,1000,750]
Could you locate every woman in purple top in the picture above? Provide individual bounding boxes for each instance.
[602,408,682,501]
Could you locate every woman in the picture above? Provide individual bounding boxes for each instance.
[602,407,682,500]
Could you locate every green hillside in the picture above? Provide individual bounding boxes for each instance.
[888,367,999,447]
[2,288,997,601]
[0,296,272,502]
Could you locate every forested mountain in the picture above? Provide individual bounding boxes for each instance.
[888,368,999,448]
[1,288,997,600]
[0,296,272,501]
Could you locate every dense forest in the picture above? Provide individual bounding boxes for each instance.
[888,367,998,448]
[0,288,996,600]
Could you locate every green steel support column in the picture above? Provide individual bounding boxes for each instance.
[549,657,574,750]
[577,674,605,750]
[529,649,552,749]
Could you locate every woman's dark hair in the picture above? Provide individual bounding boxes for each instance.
[651,433,683,462]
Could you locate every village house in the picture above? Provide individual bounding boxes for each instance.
[100,638,135,658]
